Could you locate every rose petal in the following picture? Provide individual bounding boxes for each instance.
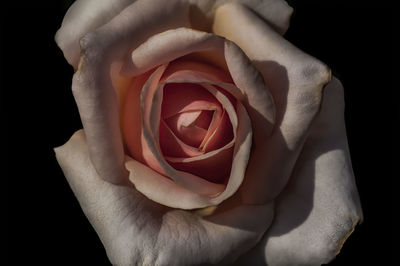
[137,72,252,208]
[167,146,234,184]
[213,3,332,204]
[72,0,192,183]
[198,84,236,153]
[161,82,222,123]
[140,65,227,201]
[200,108,233,152]
[55,0,135,68]
[162,58,233,84]
[163,83,237,183]
[122,27,227,77]
[159,120,205,158]
[161,58,277,185]
[56,0,292,68]
[122,69,154,163]
[54,130,275,264]
[233,78,363,266]
[191,0,293,34]
[164,110,210,147]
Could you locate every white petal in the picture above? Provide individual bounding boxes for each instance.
[122,27,225,77]
[72,0,191,183]
[55,129,275,265]
[56,0,293,68]
[55,0,135,68]
[213,3,332,204]
[191,0,293,34]
[234,78,363,266]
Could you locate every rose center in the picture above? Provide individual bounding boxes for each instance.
[159,82,234,159]
[164,110,214,148]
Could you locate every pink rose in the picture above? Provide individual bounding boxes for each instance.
[54,0,363,265]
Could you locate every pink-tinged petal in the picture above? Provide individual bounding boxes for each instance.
[199,84,236,152]
[139,65,169,175]
[134,99,251,209]
[166,101,251,206]
[159,62,251,119]
[126,158,222,209]
[213,3,331,204]
[164,111,210,147]
[55,0,135,68]
[122,69,154,164]
[161,83,222,119]
[159,120,205,158]
[168,146,234,184]
[211,102,252,203]
[137,66,252,208]
[140,65,227,203]
[201,109,233,152]
[71,0,192,183]
[190,110,214,129]
[171,110,202,128]
[110,61,134,122]
[234,78,363,266]
[161,59,233,84]
[162,83,237,183]
[163,83,237,159]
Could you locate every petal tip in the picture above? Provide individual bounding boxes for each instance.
[55,28,78,68]
[54,130,86,162]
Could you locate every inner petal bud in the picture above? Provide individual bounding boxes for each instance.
[164,110,214,147]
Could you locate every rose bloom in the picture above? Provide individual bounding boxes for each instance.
[54,0,363,265]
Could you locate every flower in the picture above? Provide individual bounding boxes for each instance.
[54,0,363,265]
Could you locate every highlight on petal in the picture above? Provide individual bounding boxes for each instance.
[234,78,363,266]
[213,3,332,204]
[190,0,293,34]
[122,27,227,77]
[55,0,135,68]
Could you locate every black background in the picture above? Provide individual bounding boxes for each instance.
[4,0,394,265]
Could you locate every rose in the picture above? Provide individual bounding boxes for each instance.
[54,0,363,265]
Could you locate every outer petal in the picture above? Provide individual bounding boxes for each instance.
[122,27,227,77]
[190,0,293,34]
[55,0,135,68]
[54,130,275,265]
[72,0,191,183]
[56,0,292,68]
[213,3,332,204]
[234,78,363,266]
